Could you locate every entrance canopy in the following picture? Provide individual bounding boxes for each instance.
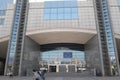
[27,28,96,45]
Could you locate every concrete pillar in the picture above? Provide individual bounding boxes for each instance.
[75,64,77,72]
[66,65,68,72]
[48,64,49,72]
[56,65,59,72]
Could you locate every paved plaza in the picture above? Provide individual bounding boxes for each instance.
[0,76,120,80]
[0,73,120,80]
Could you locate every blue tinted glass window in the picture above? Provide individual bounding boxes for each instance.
[70,1,78,7]
[51,8,57,14]
[0,18,4,25]
[40,50,85,62]
[51,14,57,20]
[44,14,50,20]
[44,2,51,8]
[51,1,58,7]
[58,8,64,13]
[0,0,12,10]
[118,0,120,6]
[44,9,50,14]
[72,8,78,13]
[44,1,78,20]
[102,0,116,58]
[57,1,64,7]
[72,13,78,19]
[58,14,64,19]
[64,8,71,14]
[64,1,71,7]
[0,10,6,16]
[64,14,71,19]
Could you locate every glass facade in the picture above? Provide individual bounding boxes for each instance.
[0,0,12,26]
[0,10,5,25]
[118,0,120,6]
[0,0,13,10]
[40,50,85,64]
[102,0,119,75]
[0,10,6,16]
[7,0,23,73]
[0,18,4,25]
[44,0,78,20]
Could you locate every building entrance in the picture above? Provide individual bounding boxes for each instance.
[0,58,5,75]
[49,66,56,72]
[38,43,90,74]
[39,49,86,73]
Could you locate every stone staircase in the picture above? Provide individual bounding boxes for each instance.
[0,76,120,80]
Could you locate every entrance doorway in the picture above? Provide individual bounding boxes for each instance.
[49,66,56,72]
[0,61,4,75]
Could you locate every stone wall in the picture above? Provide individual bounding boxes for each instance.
[20,36,40,76]
[85,35,102,73]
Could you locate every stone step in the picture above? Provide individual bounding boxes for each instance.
[0,76,120,80]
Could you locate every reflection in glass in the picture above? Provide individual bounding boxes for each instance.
[0,10,6,16]
[118,0,120,6]
[64,14,71,19]
[51,14,57,20]
[40,50,85,65]
[58,8,64,13]
[58,14,64,19]
[0,18,5,25]
[51,8,57,14]
[44,0,78,20]
[64,8,71,13]
[44,9,50,14]
[72,8,78,13]
[72,13,78,19]
[44,13,50,20]
[102,0,119,76]
[6,0,23,75]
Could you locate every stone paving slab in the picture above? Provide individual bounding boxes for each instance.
[0,76,120,80]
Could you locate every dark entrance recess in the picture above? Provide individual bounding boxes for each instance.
[0,58,5,75]
[40,43,84,52]
[49,66,56,72]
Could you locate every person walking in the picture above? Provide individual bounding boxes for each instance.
[33,69,46,80]
[33,69,41,80]
[40,70,46,80]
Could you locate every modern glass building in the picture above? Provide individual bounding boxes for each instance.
[0,0,120,76]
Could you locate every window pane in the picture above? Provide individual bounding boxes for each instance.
[51,8,57,14]
[51,14,57,20]
[57,1,64,7]
[0,10,6,16]
[51,1,58,7]
[44,8,50,14]
[44,14,50,20]
[44,1,78,20]
[64,14,71,19]
[64,8,71,14]
[70,1,78,7]
[58,14,64,19]
[0,18,5,25]
[44,2,51,8]
[72,8,78,13]
[58,8,64,14]
[64,1,71,7]
[118,0,120,6]
[72,13,78,19]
